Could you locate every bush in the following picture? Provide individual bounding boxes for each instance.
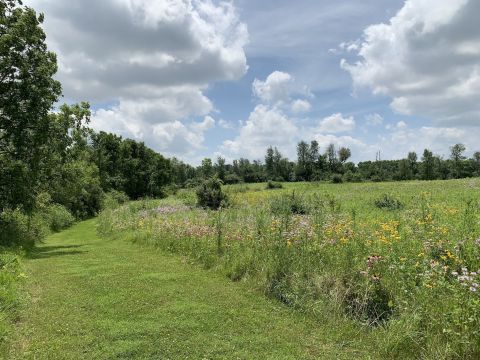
[331,174,343,184]
[184,178,202,188]
[270,191,309,215]
[345,276,394,325]
[51,160,104,219]
[374,194,404,210]
[196,177,228,210]
[46,204,75,232]
[174,189,196,207]
[266,180,283,190]
[0,209,47,247]
[343,171,363,183]
[102,190,129,210]
[223,173,242,185]
[35,192,75,232]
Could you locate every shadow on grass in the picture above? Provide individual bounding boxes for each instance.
[27,245,88,260]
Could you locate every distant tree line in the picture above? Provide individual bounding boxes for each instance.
[172,142,480,186]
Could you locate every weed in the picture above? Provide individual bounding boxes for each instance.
[374,194,404,210]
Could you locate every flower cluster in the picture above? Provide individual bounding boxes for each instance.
[282,215,315,244]
[452,267,479,293]
[367,255,382,269]
[323,217,354,244]
[155,205,189,215]
[375,221,401,244]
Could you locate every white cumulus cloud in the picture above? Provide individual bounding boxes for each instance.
[291,99,312,114]
[318,113,355,133]
[27,0,248,157]
[221,105,298,159]
[342,0,480,126]
[252,71,293,104]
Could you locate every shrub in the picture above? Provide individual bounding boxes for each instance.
[51,160,104,219]
[35,192,75,232]
[270,191,309,215]
[374,194,404,210]
[176,189,197,207]
[184,178,202,188]
[223,173,242,185]
[196,177,228,210]
[331,174,343,183]
[343,171,363,183]
[102,190,129,210]
[46,204,75,232]
[266,180,283,190]
[162,184,179,196]
[0,209,47,247]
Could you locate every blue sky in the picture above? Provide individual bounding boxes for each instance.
[28,0,480,164]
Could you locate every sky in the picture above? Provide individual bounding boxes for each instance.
[26,0,480,164]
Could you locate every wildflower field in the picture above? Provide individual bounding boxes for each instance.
[98,179,480,359]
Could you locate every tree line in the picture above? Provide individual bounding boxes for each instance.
[174,142,480,186]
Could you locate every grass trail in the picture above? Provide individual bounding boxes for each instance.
[6,219,368,359]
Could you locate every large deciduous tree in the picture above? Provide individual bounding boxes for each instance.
[0,0,62,212]
[450,143,466,178]
[421,149,435,180]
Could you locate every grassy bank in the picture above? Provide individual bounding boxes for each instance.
[99,179,480,359]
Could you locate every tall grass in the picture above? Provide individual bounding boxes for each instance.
[98,179,480,359]
[0,250,24,352]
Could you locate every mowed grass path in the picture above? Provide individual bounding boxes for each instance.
[7,220,369,359]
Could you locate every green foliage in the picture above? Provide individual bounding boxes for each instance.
[91,133,173,199]
[345,277,393,325]
[266,180,283,190]
[0,250,24,349]
[0,0,62,213]
[44,204,75,232]
[0,209,47,247]
[184,178,202,188]
[99,179,480,359]
[223,173,242,185]
[51,161,104,219]
[35,193,74,232]
[270,191,309,215]
[101,190,129,210]
[176,189,196,207]
[331,173,343,183]
[374,194,404,210]
[196,178,228,210]
[343,170,363,183]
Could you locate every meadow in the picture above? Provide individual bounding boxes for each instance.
[98,179,480,359]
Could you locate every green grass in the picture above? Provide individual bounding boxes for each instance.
[5,219,373,359]
[5,179,480,359]
[99,179,480,359]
